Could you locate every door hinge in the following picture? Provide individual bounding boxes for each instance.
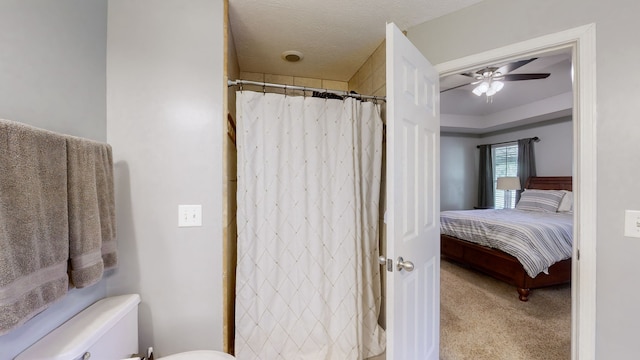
[577,249,580,260]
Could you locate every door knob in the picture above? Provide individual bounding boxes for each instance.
[378,256,387,265]
[396,257,414,272]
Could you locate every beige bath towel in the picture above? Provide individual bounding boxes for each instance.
[0,119,69,336]
[66,136,117,288]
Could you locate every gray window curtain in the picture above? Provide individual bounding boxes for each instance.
[516,138,537,202]
[477,144,494,208]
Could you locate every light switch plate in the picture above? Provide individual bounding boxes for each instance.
[624,210,640,238]
[178,205,202,227]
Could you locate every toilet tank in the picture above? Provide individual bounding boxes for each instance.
[15,294,141,360]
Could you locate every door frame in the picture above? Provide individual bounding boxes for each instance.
[434,24,596,360]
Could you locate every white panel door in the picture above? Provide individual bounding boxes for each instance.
[385,22,440,360]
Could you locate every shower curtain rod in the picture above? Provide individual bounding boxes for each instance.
[227,79,386,102]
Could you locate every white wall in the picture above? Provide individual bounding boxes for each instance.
[440,134,478,210]
[480,118,573,176]
[441,118,572,210]
[409,0,640,357]
[0,1,108,358]
[106,0,225,356]
[0,0,108,141]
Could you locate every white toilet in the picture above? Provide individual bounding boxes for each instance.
[15,294,234,360]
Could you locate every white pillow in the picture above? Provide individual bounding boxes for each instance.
[557,190,573,213]
[516,189,565,213]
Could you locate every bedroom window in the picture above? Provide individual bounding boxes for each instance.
[492,143,518,209]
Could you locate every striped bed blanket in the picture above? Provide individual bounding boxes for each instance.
[440,209,573,278]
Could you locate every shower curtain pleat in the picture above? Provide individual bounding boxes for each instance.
[235,91,385,360]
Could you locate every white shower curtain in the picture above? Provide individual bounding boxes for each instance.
[235,91,386,360]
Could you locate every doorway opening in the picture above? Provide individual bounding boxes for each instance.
[435,24,597,359]
[439,48,573,358]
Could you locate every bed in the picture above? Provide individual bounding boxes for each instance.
[440,176,573,301]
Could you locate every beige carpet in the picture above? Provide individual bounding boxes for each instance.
[440,259,571,360]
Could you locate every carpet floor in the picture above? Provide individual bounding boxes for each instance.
[440,259,571,360]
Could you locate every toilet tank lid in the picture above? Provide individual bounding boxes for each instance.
[15,294,141,360]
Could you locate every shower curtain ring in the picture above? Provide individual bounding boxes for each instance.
[284,85,287,97]
[262,84,266,94]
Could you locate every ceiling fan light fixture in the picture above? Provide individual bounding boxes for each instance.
[442,57,553,99]
[472,81,490,96]
[473,80,504,97]
[490,80,504,93]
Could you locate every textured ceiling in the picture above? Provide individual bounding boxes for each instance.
[228,0,485,81]
[228,1,573,133]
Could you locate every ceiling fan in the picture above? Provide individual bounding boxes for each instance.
[442,58,551,98]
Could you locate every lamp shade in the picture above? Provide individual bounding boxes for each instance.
[496,176,521,190]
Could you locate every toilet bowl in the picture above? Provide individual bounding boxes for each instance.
[15,294,235,360]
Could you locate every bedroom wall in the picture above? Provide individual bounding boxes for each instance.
[441,117,572,211]
[440,133,479,211]
[480,117,573,176]
[408,0,640,357]
[0,1,109,358]
[106,0,225,356]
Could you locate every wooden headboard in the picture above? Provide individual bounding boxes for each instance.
[525,176,572,191]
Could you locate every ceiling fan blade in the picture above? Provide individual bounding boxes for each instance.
[501,73,550,81]
[496,58,537,75]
